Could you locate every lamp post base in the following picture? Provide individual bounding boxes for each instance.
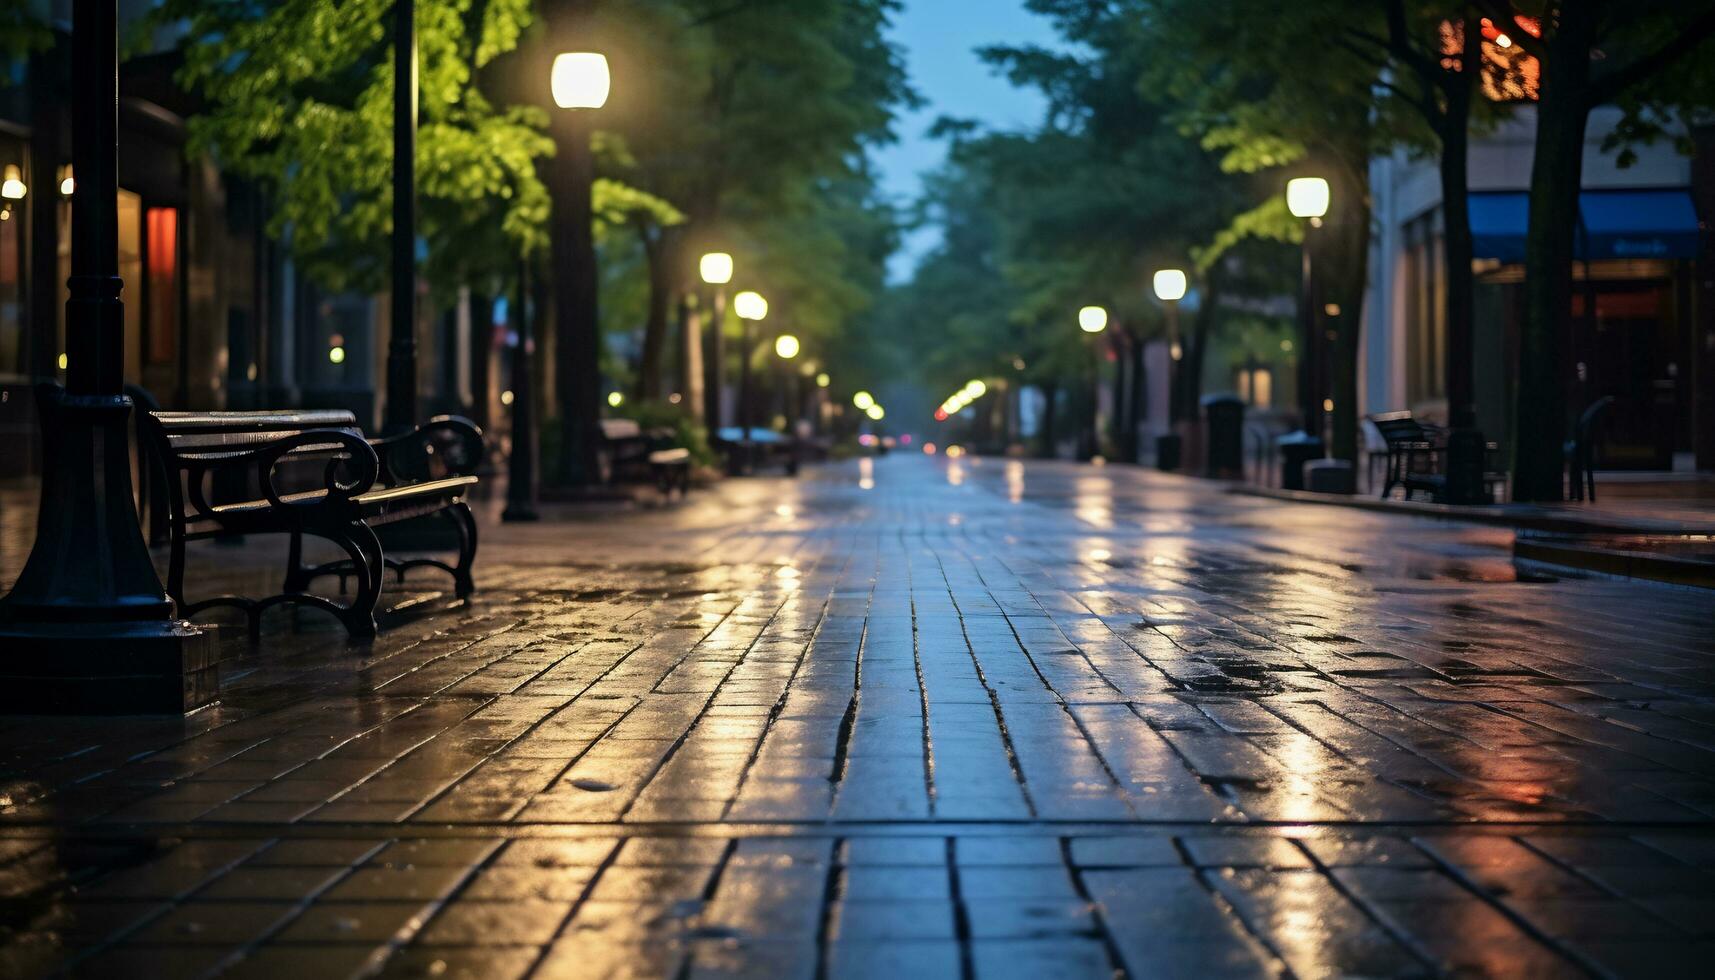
[0,620,218,715]
[1443,426,1489,505]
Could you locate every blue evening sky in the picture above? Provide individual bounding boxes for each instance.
[871,0,1057,280]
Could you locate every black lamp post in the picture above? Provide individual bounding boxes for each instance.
[503,257,539,522]
[546,44,609,488]
[384,0,417,433]
[1077,305,1107,460]
[731,290,768,473]
[1153,269,1188,471]
[1276,176,1329,490]
[698,252,732,429]
[0,0,215,714]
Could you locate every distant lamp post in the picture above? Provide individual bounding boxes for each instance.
[1077,305,1108,459]
[1280,175,1331,490]
[696,252,733,428]
[58,165,73,196]
[773,334,800,360]
[1152,268,1189,471]
[547,45,611,488]
[853,390,875,410]
[733,291,767,472]
[816,372,830,388]
[502,258,539,523]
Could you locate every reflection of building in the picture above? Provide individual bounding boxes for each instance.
[1364,105,1711,472]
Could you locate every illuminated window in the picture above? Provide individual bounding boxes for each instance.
[1440,16,1541,102]
[145,207,179,365]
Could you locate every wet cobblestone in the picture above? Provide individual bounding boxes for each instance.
[3,456,1715,976]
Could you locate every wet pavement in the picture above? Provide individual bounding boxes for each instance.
[3,455,1715,978]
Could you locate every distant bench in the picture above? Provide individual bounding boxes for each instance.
[141,410,482,638]
[598,418,692,497]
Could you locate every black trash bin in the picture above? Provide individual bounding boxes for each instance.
[1155,432,1182,472]
[1275,430,1323,491]
[1202,395,1245,478]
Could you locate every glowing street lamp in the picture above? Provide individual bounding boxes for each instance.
[866,404,885,421]
[1,164,26,200]
[1286,176,1330,220]
[700,252,733,286]
[1152,269,1187,303]
[1078,305,1108,334]
[853,390,875,410]
[552,53,612,109]
[816,373,830,388]
[774,334,800,360]
[733,290,768,321]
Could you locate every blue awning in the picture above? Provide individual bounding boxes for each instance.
[1467,189,1702,262]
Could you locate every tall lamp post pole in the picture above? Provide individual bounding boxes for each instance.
[732,290,767,473]
[547,44,610,488]
[1277,176,1330,490]
[1153,269,1188,471]
[696,252,732,427]
[1078,305,1107,460]
[503,257,539,522]
[384,0,417,433]
[0,0,214,714]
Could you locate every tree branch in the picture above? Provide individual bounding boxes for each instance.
[1588,7,1715,106]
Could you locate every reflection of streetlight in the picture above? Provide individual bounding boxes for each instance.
[1281,175,1330,489]
[547,44,612,487]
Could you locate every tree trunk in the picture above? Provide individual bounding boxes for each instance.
[1441,17,1478,433]
[1322,152,1372,462]
[679,292,704,421]
[1513,8,1597,502]
[1128,327,1148,462]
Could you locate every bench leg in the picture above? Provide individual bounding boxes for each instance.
[342,522,384,639]
[166,525,188,612]
[283,528,311,593]
[451,502,477,599]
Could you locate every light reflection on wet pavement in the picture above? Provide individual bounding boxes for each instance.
[3,456,1714,977]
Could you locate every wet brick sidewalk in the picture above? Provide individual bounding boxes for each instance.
[3,456,1714,977]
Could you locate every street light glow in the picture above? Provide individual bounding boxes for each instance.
[1,165,25,200]
[965,380,987,397]
[700,252,733,285]
[328,345,346,365]
[816,373,830,388]
[866,405,885,420]
[1078,306,1108,333]
[853,391,875,410]
[1286,177,1330,219]
[774,334,800,359]
[608,391,624,407]
[1153,269,1188,302]
[733,290,768,321]
[552,53,611,109]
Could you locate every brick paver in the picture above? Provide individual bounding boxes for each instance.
[3,456,1715,977]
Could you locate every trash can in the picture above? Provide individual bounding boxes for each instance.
[1155,432,1182,472]
[1275,430,1323,491]
[1201,395,1245,479]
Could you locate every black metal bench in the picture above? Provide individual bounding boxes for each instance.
[141,410,482,638]
[598,418,692,497]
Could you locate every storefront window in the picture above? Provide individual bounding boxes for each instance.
[145,207,178,365]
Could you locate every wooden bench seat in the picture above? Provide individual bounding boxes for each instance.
[141,410,482,638]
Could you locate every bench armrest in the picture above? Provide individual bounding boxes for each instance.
[253,430,380,511]
[371,415,485,486]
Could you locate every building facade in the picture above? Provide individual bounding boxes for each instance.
[1363,105,1714,472]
